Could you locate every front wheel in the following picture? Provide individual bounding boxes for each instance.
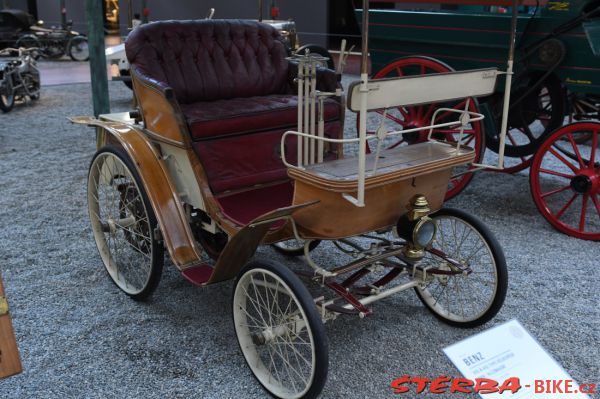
[0,77,15,113]
[233,260,328,399]
[68,36,89,61]
[88,145,164,300]
[415,208,508,328]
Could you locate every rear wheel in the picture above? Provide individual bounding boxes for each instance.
[233,260,328,399]
[530,122,600,240]
[68,36,89,61]
[415,208,507,328]
[358,56,485,200]
[88,145,164,299]
[272,239,321,257]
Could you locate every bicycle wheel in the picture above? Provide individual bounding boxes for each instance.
[415,208,508,328]
[88,145,164,299]
[233,260,328,399]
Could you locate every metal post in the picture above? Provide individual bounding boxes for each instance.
[496,0,519,169]
[127,0,133,30]
[60,0,67,28]
[86,0,110,117]
[355,0,370,207]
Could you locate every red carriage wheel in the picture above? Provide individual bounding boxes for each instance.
[357,56,485,200]
[488,129,534,174]
[530,122,600,240]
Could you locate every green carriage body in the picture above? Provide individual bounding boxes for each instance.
[358,0,600,94]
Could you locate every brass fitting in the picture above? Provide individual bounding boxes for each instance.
[403,246,425,259]
[406,194,431,221]
[0,296,8,316]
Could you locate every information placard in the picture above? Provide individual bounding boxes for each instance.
[444,320,591,399]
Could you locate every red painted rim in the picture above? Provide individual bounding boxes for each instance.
[530,122,600,240]
[357,56,485,201]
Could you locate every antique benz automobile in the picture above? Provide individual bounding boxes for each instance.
[0,9,34,50]
[357,0,599,239]
[0,47,40,112]
[73,1,512,396]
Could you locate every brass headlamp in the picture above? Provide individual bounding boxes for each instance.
[397,195,437,258]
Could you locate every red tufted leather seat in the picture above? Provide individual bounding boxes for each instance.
[126,19,343,225]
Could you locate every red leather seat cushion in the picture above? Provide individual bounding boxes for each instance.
[182,95,341,140]
[193,121,342,193]
[216,181,294,226]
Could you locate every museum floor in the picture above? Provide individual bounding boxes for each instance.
[0,64,598,398]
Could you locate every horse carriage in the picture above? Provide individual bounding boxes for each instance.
[359,0,600,240]
[71,1,516,397]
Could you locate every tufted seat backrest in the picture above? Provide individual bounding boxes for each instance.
[125,19,291,104]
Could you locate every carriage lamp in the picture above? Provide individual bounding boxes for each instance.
[397,195,437,258]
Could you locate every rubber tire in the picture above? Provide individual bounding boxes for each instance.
[271,239,321,257]
[0,77,15,113]
[88,145,164,300]
[415,208,508,328]
[68,36,89,61]
[296,44,335,71]
[233,259,329,399]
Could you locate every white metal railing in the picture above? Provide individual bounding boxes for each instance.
[286,46,504,208]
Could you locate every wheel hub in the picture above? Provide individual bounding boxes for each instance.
[403,125,428,144]
[570,175,592,194]
[571,168,598,194]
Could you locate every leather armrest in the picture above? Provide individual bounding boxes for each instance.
[131,65,175,100]
[130,65,191,147]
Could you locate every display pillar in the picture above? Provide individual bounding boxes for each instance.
[86,0,110,117]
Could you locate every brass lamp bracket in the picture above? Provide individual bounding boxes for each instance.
[407,194,431,221]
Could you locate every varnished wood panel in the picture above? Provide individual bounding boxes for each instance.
[77,118,206,271]
[292,170,451,239]
[0,273,22,379]
[131,73,189,148]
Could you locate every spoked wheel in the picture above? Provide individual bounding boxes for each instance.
[233,260,328,399]
[415,208,508,328]
[88,145,164,299]
[486,73,565,158]
[68,36,89,61]
[358,56,485,200]
[487,153,534,174]
[530,122,600,240]
[272,239,321,257]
